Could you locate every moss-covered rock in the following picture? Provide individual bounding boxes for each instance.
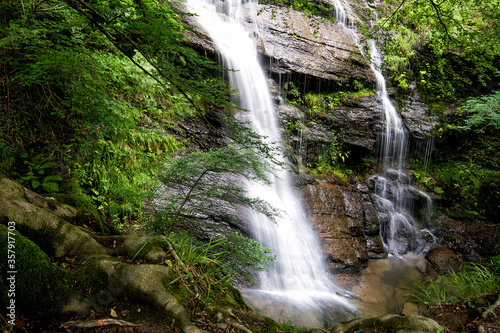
[0,174,212,332]
[47,192,119,235]
[0,174,272,333]
[117,236,167,261]
[0,176,108,258]
[0,225,80,313]
[330,314,443,333]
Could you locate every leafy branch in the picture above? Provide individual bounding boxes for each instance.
[458,89,500,133]
[151,145,280,236]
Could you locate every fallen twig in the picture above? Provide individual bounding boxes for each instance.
[60,318,140,329]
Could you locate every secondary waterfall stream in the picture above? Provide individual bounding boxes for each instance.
[187,0,356,327]
[367,42,427,255]
[330,0,432,256]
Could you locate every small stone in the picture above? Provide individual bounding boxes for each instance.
[416,259,427,274]
[401,303,420,317]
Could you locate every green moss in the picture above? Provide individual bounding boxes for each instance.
[277,319,304,332]
[49,193,100,221]
[378,316,419,331]
[46,200,58,210]
[250,314,280,333]
[164,278,191,309]
[0,225,72,312]
[70,261,110,296]
[226,285,248,309]
[48,193,118,234]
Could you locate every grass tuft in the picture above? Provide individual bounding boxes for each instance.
[407,261,500,307]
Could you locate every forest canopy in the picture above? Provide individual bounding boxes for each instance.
[378,0,500,100]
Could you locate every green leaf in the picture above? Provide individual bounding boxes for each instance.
[42,182,59,193]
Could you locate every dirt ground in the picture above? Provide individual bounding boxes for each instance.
[427,296,500,333]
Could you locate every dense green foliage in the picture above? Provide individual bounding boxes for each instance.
[379,0,500,101]
[308,131,352,185]
[458,90,500,133]
[410,86,500,219]
[0,0,232,224]
[377,1,500,219]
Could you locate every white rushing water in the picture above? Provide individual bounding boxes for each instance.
[368,40,432,255]
[187,0,356,327]
[335,0,430,255]
[313,0,426,256]
[369,41,407,169]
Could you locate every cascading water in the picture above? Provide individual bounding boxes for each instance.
[187,0,356,327]
[367,41,426,255]
[325,0,433,316]
[334,0,432,255]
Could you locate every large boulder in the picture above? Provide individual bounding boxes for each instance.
[301,183,386,273]
[425,246,461,272]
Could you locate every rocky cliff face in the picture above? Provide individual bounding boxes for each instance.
[183,2,374,83]
[301,182,386,273]
[274,91,384,166]
[181,0,442,273]
[182,0,437,145]
[252,4,373,83]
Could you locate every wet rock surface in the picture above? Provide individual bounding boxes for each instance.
[182,2,374,84]
[367,172,435,255]
[253,5,374,83]
[301,183,386,273]
[400,89,439,139]
[344,255,427,317]
[425,246,461,272]
[432,213,500,265]
[271,81,384,166]
[182,1,385,167]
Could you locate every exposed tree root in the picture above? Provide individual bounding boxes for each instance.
[60,318,140,329]
[481,293,500,320]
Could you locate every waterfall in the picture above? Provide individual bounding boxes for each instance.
[187,0,356,327]
[334,1,431,255]
[367,41,424,255]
